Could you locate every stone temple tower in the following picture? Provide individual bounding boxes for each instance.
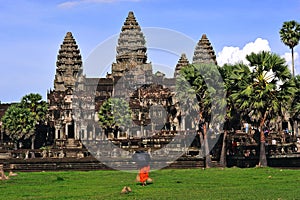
[174,53,190,77]
[48,32,83,143]
[112,11,152,85]
[53,32,83,91]
[192,34,217,65]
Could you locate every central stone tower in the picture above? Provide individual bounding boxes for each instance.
[111,11,152,82]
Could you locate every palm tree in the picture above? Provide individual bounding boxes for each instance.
[20,93,48,149]
[179,63,226,168]
[230,51,294,167]
[219,63,250,167]
[1,93,48,149]
[290,75,300,137]
[279,20,300,77]
[1,104,35,149]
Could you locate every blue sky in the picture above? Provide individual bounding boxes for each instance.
[0,0,299,103]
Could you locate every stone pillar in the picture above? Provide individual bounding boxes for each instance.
[294,121,298,137]
[93,125,96,140]
[74,122,78,139]
[181,116,186,131]
[65,123,69,138]
[55,126,59,139]
[82,126,87,140]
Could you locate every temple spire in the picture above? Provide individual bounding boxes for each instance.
[112,11,150,78]
[121,11,141,31]
[174,53,189,77]
[192,34,217,65]
[54,32,82,91]
[115,11,147,65]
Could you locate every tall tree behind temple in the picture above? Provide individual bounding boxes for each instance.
[279,20,300,77]
[290,75,300,137]
[219,63,250,167]
[230,51,295,167]
[178,63,226,168]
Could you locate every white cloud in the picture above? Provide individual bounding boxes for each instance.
[217,38,300,75]
[281,52,300,75]
[217,38,271,66]
[58,0,140,8]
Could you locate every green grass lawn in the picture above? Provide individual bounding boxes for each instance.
[0,167,299,200]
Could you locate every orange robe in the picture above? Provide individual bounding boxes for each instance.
[139,165,150,183]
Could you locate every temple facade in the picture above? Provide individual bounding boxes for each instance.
[47,11,217,145]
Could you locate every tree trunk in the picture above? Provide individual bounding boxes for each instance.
[203,123,212,168]
[259,115,267,167]
[293,120,298,141]
[219,130,228,167]
[14,141,18,150]
[292,47,295,77]
[31,136,35,150]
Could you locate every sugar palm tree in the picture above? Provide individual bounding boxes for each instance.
[290,75,300,136]
[1,93,48,149]
[279,20,300,77]
[230,51,294,167]
[179,63,226,168]
[219,63,250,167]
[20,93,48,149]
[1,104,35,149]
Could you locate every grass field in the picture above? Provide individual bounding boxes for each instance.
[0,167,299,200]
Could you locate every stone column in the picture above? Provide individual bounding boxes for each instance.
[65,123,69,138]
[93,125,96,140]
[181,116,186,131]
[55,125,60,139]
[82,126,87,140]
[74,121,78,139]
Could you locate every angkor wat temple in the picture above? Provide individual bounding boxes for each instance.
[47,11,217,149]
[1,12,300,170]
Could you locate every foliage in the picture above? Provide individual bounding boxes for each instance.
[178,63,226,128]
[279,20,300,50]
[1,93,48,146]
[0,168,300,199]
[20,93,48,124]
[290,75,300,120]
[98,98,132,131]
[229,51,295,166]
[178,63,226,168]
[230,51,294,122]
[279,20,300,76]
[1,104,35,141]
[219,63,251,130]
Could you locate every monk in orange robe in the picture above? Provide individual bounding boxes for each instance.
[133,151,153,186]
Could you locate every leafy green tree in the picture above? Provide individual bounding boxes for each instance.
[179,63,226,168]
[20,93,48,123]
[290,75,300,136]
[1,104,35,149]
[230,51,294,167]
[1,93,48,149]
[279,20,300,77]
[98,98,132,138]
[219,63,250,167]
